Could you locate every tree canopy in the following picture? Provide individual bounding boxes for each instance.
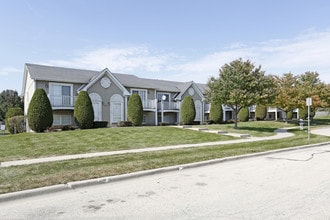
[206,58,275,128]
[0,90,23,121]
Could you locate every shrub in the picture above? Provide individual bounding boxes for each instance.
[299,108,308,120]
[93,121,108,128]
[8,115,25,134]
[238,107,249,122]
[255,105,267,121]
[127,94,143,126]
[27,89,53,132]
[5,107,23,134]
[286,111,293,120]
[74,91,94,129]
[118,121,133,127]
[180,96,196,125]
[209,101,223,124]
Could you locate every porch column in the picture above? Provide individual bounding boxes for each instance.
[124,96,128,121]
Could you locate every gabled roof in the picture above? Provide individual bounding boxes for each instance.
[80,68,130,96]
[23,63,208,96]
[174,81,205,101]
[25,63,98,83]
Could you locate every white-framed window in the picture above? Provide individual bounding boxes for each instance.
[157,92,170,102]
[131,89,147,105]
[53,114,72,126]
[49,83,73,107]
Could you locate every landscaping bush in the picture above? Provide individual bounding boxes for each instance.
[8,115,25,134]
[209,101,223,124]
[180,96,196,125]
[74,91,94,129]
[5,107,23,134]
[286,111,293,120]
[299,108,308,120]
[255,105,267,121]
[238,107,249,122]
[27,88,53,132]
[93,121,108,128]
[118,121,133,127]
[127,94,143,126]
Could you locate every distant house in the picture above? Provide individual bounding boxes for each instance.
[22,63,219,130]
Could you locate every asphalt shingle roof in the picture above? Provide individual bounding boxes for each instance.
[25,63,207,94]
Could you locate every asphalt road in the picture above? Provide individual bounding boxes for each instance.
[1,143,330,219]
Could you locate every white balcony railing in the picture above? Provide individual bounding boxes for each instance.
[49,95,76,107]
[157,101,180,110]
[142,99,157,109]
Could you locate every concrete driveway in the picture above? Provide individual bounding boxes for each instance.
[1,143,330,219]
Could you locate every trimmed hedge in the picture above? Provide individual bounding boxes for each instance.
[238,107,249,122]
[127,94,143,126]
[118,121,133,127]
[255,105,267,121]
[5,107,23,134]
[8,115,25,134]
[180,96,196,125]
[209,101,223,124]
[74,91,94,129]
[27,89,53,132]
[93,121,108,128]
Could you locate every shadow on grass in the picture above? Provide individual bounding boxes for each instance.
[235,126,278,133]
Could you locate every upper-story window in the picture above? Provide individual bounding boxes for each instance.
[157,93,170,102]
[131,89,147,104]
[49,83,73,107]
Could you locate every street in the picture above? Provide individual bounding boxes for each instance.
[1,143,330,219]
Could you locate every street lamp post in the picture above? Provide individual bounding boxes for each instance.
[161,95,166,124]
[306,97,312,141]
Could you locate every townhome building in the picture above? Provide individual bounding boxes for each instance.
[22,63,296,131]
[22,63,219,130]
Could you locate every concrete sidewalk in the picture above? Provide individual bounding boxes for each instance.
[1,128,294,168]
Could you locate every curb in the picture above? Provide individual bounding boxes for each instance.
[1,141,330,203]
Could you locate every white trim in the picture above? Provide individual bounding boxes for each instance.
[110,94,124,124]
[89,93,102,121]
[131,88,148,105]
[80,68,130,96]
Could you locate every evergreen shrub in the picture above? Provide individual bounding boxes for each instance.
[127,94,143,126]
[74,91,94,129]
[180,96,196,125]
[27,89,53,132]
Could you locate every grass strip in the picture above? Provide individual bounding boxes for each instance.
[1,129,329,194]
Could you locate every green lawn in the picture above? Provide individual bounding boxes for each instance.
[0,126,235,162]
[0,119,329,194]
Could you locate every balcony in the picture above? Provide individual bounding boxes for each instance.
[142,99,157,110]
[49,95,76,108]
[157,101,180,111]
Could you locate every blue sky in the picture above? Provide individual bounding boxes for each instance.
[1,0,330,93]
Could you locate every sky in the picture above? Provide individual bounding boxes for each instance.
[1,0,330,94]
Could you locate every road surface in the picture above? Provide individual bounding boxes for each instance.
[1,143,330,219]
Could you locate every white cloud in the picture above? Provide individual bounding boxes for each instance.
[46,46,174,74]
[44,30,330,84]
[172,30,330,83]
[0,67,21,76]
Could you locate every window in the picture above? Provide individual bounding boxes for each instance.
[49,83,73,107]
[131,89,147,105]
[53,114,72,125]
[157,93,170,102]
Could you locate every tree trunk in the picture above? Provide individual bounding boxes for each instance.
[234,110,238,129]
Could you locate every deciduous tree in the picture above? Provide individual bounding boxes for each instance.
[206,58,275,129]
